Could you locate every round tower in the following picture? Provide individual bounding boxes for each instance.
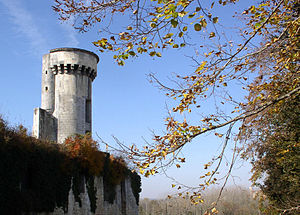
[39,48,99,143]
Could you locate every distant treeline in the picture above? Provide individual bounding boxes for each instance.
[139,186,260,215]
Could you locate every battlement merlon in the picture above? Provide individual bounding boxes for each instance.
[44,47,99,79]
[50,64,97,81]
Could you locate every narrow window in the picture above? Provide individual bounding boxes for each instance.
[45,70,47,74]
[45,86,48,91]
[87,79,91,99]
[85,99,91,123]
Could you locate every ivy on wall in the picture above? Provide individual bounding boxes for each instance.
[128,170,142,205]
[0,117,141,214]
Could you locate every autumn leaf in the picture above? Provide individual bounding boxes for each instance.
[194,23,202,31]
[171,19,178,28]
[213,17,219,24]
[156,52,162,57]
[209,32,216,38]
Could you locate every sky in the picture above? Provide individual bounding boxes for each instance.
[0,0,256,199]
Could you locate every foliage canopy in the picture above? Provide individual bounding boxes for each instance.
[54,0,299,213]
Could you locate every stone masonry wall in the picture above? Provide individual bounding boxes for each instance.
[36,176,138,215]
[32,108,57,141]
[37,177,138,215]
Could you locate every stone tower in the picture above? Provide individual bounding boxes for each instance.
[33,48,99,143]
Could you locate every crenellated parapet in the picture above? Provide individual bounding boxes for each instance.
[50,64,97,81]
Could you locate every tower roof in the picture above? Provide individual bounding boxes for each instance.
[50,47,99,63]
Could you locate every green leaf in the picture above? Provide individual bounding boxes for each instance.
[255,22,262,29]
[172,12,178,18]
[156,52,162,57]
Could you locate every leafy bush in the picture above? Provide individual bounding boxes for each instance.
[64,134,105,176]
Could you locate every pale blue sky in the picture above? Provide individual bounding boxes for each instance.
[0,0,256,198]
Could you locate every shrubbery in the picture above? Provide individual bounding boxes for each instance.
[0,117,141,214]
